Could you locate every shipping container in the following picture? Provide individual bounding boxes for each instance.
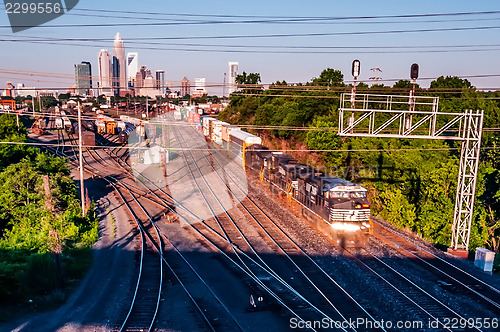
[229,130,262,168]
[222,123,240,149]
[81,131,95,147]
[212,120,227,145]
[202,117,216,137]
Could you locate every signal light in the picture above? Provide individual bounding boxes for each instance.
[410,63,419,80]
[362,204,370,208]
[352,60,360,78]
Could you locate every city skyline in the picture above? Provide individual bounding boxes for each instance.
[1,1,500,95]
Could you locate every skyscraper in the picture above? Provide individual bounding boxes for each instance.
[180,77,191,97]
[155,70,166,95]
[112,55,120,96]
[127,52,139,88]
[97,49,112,96]
[113,32,126,95]
[228,61,239,95]
[74,61,92,96]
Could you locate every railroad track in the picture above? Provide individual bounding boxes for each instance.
[57,131,163,331]
[115,185,163,332]
[371,220,500,316]
[176,118,500,331]
[171,118,385,331]
[50,134,227,331]
[88,132,247,331]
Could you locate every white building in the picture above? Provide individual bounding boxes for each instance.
[192,77,207,98]
[228,61,238,95]
[16,83,37,98]
[97,49,113,96]
[127,52,139,88]
[113,32,126,94]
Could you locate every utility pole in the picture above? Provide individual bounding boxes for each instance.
[37,92,42,114]
[223,72,227,98]
[77,101,85,216]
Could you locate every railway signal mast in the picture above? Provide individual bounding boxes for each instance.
[338,61,483,254]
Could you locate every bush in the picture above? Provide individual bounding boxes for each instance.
[21,253,57,295]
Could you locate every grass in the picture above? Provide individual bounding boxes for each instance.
[0,248,94,322]
[109,209,116,239]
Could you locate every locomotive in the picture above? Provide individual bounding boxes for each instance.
[200,116,372,248]
[245,147,372,247]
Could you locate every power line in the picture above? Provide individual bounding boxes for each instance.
[60,8,500,20]
[3,139,500,153]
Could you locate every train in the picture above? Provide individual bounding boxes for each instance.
[67,107,96,132]
[199,116,372,248]
[118,123,137,144]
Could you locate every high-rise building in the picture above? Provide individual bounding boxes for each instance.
[113,32,126,95]
[228,61,239,95]
[180,76,191,97]
[112,56,120,96]
[97,49,112,96]
[192,77,207,98]
[127,52,139,88]
[155,70,166,95]
[74,61,92,96]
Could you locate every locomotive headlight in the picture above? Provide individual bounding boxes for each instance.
[331,223,361,231]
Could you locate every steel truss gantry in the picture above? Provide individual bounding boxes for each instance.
[338,93,484,251]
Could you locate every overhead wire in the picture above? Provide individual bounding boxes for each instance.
[4,139,500,154]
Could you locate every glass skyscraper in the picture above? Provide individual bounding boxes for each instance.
[75,61,92,96]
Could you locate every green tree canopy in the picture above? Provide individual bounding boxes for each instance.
[311,68,344,87]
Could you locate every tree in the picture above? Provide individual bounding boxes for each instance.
[235,72,261,84]
[311,68,344,87]
[430,76,474,98]
[430,76,473,90]
[393,79,420,89]
[58,93,71,101]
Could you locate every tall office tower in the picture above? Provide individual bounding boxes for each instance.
[113,32,126,94]
[74,61,92,96]
[228,61,239,95]
[180,76,191,97]
[112,56,120,96]
[97,49,112,96]
[127,52,139,88]
[155,70,166,94]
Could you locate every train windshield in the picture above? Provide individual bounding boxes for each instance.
[330,191,366,198]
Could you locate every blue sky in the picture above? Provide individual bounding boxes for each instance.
[1,0,500,94]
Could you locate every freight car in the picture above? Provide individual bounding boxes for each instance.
[228,130,262,168]
[63,117,73,133]
[201,119,372,248]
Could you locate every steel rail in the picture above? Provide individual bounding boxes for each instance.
[191,132,384,330]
